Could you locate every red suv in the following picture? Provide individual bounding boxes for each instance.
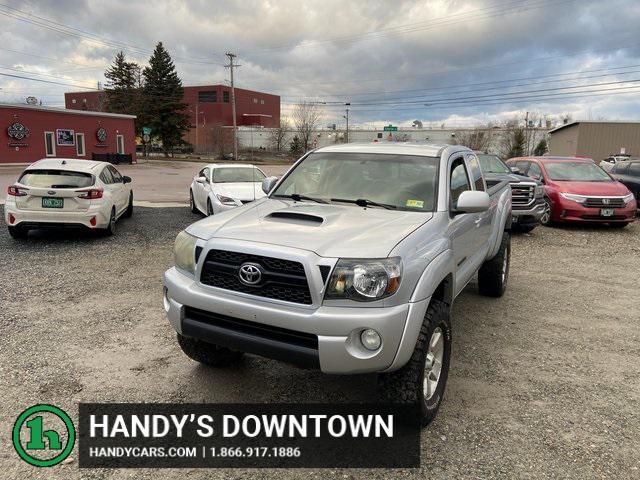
[506,156,637,228]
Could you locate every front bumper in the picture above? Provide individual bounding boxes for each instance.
[512,199,545,226]
[163,267,429,374]
[552,199,637,223]
[4,202,110,229]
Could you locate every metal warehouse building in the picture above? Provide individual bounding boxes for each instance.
[548,121,640,163]
[2,104,136,164]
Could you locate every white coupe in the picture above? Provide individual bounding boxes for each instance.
[189,164,267,216]
[5,158,133,238]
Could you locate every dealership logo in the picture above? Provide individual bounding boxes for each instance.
[12,404,76,467]
[96,128,107,142]
[238,263,263,285]
[7,122,30,140]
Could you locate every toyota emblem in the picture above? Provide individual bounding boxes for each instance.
[238,263,263,285]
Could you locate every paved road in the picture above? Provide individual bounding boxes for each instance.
[0,160,291,204]
[0,207,639,479]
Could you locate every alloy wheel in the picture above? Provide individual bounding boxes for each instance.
[424,327,444,401]
[541,199,552,225]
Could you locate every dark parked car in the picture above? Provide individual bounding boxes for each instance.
[476,153,544,233]
[610,159,640,204]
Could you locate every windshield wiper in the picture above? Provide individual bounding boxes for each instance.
[273,193,328,204]
[331,198,397,210]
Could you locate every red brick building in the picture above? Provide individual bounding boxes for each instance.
[65,85,280,150]
[2,104,136,164]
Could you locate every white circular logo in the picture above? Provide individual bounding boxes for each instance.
[238,263,263,285]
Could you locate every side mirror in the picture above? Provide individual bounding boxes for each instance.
[510,166,521,174]
[455,190,490,214]
[262,176,279,194]
[196,176,207,184]
[122,175,132,184]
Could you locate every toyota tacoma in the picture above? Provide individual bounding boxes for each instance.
[163,143,512,425]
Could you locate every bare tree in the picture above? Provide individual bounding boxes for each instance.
[454,127,493,152]
[292,102,321,152]
[268,118,290,152]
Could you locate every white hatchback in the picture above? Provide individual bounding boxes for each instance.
[189,164,267,216]
[4,158,133,238]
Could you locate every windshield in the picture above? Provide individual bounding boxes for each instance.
[212,167,265,183]
[18,169,94,188]
[544,162,612,182]
[477,154,510,174]
[272,152,439,212]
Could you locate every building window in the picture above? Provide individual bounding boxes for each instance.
[260,99,265,105]
[72,98,77,104]
[76,133,85,156]
[83,98,87,103]
[44,131,55,157]
[116,134,125,154]
[253,98,258,103]
[223,91,229,103]
[198,91,217,102]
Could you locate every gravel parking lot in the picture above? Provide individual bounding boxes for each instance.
[1,206,639,479]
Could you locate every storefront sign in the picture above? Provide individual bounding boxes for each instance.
[7,122,30,148]
[56,129,75,146]
[96,128,107,142]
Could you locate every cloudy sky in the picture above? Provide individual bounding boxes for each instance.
[1,0,640,128]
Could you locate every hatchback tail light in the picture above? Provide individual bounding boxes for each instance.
[77,188,103,199]
[7,185,28,196]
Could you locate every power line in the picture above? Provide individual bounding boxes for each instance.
[0,3,226,66]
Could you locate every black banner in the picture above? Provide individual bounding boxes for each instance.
[78,403,420,468]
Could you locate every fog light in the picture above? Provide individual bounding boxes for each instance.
[90,216,97,227]
[8,213,15,224]
[360,329,381,351]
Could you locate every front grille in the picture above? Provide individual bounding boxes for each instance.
[584,197,625,208]
[510,183,535,208]
[200,249,312,304]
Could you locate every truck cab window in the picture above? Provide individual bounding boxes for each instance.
[450,158,471,206]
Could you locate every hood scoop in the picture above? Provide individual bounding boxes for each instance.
[266,211,324,225]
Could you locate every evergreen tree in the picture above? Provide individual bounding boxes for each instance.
[142,43,190,156]
[290,135,302,155]
[104,52,138,114]
[104,51,144,134]
[533,138,548,156]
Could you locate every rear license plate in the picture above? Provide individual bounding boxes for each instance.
[42,197,64,208]
[600,208,614,217]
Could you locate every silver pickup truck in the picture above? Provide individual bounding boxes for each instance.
[163,143,512,425]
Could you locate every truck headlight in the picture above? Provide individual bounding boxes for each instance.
[622,193,635,205]
[325,258,402,301]
[216,194,237,206]
[534,185,544,198]
[560,192,586,204]
[174,230,198,274]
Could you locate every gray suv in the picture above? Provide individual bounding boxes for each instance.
[164,143,512,425]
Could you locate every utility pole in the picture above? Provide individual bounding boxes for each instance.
[344,102,351,143]
[225,52,241,160]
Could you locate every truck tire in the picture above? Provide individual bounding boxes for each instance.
[177,333,243,367]
[478,231,510,297]
[377,298,452,426]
